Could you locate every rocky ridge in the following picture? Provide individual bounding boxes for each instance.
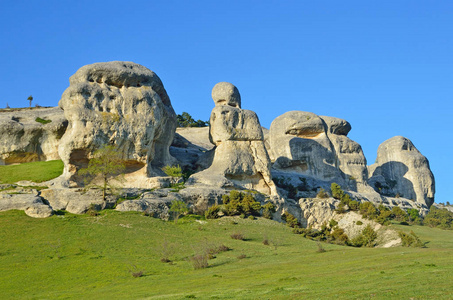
[0,62,436,246]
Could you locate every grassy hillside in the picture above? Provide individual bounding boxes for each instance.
[0,210,452,299]
[0,160,63,184]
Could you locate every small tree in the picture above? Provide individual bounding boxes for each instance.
[6,102,10,109]
[78,145,126,201]
[169,200,189,223]
[27,95,33,107]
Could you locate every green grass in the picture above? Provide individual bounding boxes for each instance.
[0,160,63,183]
[0,210,452,299]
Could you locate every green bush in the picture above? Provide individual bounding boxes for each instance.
[359,202,378,219]
[351,224,377,247]
[262,202,276,219]
[282,212,300,228]
[424,206,453,229]
[399,231,424,247]
[331,183,344,200]
[205,205,221,219]
[316,188,329,199]
[162,165,183,177]
[392,206,409,222]
[221,191,261,217]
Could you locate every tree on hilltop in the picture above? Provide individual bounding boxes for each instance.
[27,95,33,107]
[177,112,208,127]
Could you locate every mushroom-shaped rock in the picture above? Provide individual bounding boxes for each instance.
[368,136,435,207]
[58,61,177,181]
[189,82,276,195]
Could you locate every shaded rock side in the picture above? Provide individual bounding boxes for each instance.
[58,61,177,181]
[368,136,435,207]
[321,116,368,191]
[0,107,67,165]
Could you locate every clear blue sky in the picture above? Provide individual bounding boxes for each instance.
[1,0,452,204]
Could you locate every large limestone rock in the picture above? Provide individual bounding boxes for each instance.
[270,111,340,182]
[0,107,67,165]
[269,111,368,193]
[189,82,277,195]
[368,136,435,207]
[58,61,177,181]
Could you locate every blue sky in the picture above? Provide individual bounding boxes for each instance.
[1,0,452,204]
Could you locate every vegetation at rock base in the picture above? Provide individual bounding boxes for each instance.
[0,209,452,299]
[221,190,262,217]
[0,160,63,184]
[162,165,183,178]
[169,200,189,224]
[78,145,126,201]
[424,206,453,229]
[177,112,208,127]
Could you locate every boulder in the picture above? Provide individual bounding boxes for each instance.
[368,136,435,207]
[188,82,277,195]
[40,188,113,214]
[0,107,67,165]
[0,193,53,218]
[58,61,177,182]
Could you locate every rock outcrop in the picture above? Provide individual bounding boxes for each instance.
[269,111,368,192]
[368,136,435,207]
[0,107,67,165]
[0,193,53,218]
[189,82,277,195]
[58,61,177,181]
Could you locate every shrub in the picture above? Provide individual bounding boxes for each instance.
[248,215,256,220]
[352,224,377,247]
[356,220,363,225]
[359,202,378,220]
[262,202,276,219]
[399,231,424,247]
[169,200,189,223]
[230,232,245,240]
[237,254,247,259]
[316,188,329,199]
[282,212,300,228]
[424,206,453,229]
[331,228,349,245]
[190,254,208,269]
[329,219,338,228]
[349,200,359,211]
[205,205,221,219]
[162,165,183,177]
[407,208,420,223]
[316,243,326,253]
[392,206,409,222]
[331,183,343,200]
[86,203,100,216]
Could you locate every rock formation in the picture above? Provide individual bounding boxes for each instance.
[57,61,177,181]
[269,111,368,192]
[368,136,435,207]
[189,82,276,195]
[0,107,67,165]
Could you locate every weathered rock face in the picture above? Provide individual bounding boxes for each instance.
[270,111,337,180]
[322,116,368,190]
[189,82,276,195]
[58,61,177,180]
[368,136,435,207]
[0,107,67,165]
[269,111,368,192]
